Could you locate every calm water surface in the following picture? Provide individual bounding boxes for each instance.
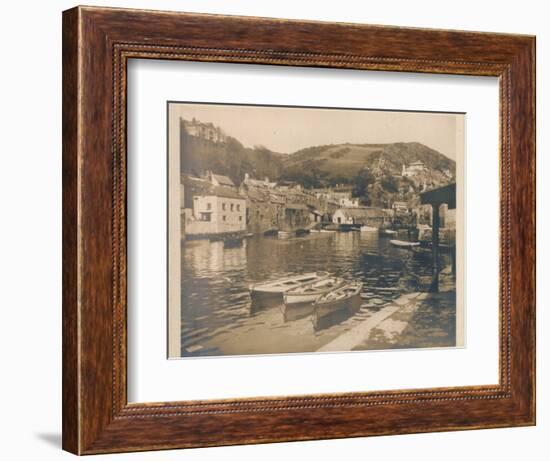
[181,231,453,356]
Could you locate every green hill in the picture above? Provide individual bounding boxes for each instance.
[280,142,455,187]
[180,120,456,207]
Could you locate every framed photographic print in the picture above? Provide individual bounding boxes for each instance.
[166,102,465,359]
[62,6,535,455]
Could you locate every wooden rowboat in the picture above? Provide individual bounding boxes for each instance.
[284,277,345,306]
[282,277,345,321]
[390,239,420,248]
[250,272,329,308]
[283,277,344,313]
[263,228,278,237]
[313,281,362,330]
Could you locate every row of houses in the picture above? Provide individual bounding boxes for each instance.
[181,171,454,239]
[332,203,455,233]
[181,172,320,238]
[311,186,360,208]
[332,207,393,228]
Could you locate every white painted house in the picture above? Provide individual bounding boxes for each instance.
[332,208,390,228]
[185,187,246,236]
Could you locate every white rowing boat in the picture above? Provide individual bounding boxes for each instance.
[250,272,329,308]
[390,239,420,248]
[278,231,294,239]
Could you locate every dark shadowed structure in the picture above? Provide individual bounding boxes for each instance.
[420,183,456,292]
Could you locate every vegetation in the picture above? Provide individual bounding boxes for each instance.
[351,168,375,205]
[181,124,456,208]
[180,132,286,185]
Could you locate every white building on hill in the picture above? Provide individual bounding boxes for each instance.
[402,160,426,177]
[182,118,227,143]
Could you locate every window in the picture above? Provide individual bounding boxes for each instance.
[207,202,212,210]
[222,203,226,211]
[200,212,211,222]
[222,215,226,221]
[239,216,242,221]
[230,203,234,212]
[237,204,240,211]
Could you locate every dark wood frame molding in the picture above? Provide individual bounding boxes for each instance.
[62,5,535,455]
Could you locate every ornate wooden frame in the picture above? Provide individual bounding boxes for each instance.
[62,6,536,455]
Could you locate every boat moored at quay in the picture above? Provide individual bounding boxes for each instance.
[282,276,345,321]
[249,272,329,308]
[313,281,363,330]
[390,239,420,249]
[284,276,345,306]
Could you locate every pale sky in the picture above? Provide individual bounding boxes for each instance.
[169,102,463,160]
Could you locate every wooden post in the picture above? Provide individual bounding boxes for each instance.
[430,203,440,292]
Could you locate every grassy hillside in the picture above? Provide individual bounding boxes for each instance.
[280,142,455,187]
[180,122,456,207]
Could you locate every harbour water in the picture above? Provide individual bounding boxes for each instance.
[180,231,455,357]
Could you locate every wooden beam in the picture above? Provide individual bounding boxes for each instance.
[430,204,440,292]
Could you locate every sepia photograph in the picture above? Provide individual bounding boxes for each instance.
[168,102,464,358]
[53,3,537,455]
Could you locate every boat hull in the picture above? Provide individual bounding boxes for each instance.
[390,239,420,249]
[224,237,244,248]
[281,302,315,322]
[285,292,325,305]
[282,292,336,322]
[250,272,330,310]
[283,278,345,315]
[313,285,362,330]
[250,290,284,309]
[315,293,361,319]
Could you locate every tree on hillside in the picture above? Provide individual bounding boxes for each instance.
[352,168,375,205]
[381,174,399,193]
[281,166,322,188]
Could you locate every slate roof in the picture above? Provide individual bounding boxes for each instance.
[285,203,309,211]
[211,174,235,187]
[211,186,243,200]
[245,187,269,202]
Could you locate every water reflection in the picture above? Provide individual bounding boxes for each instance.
[181,232,453,356]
